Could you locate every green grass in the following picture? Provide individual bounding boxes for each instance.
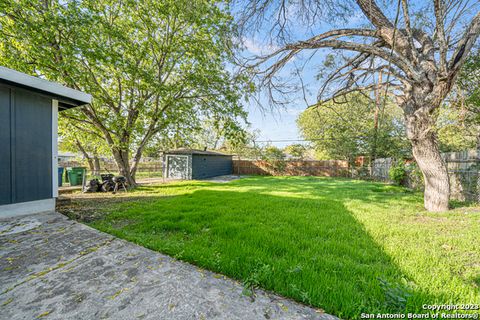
[87,176,480,319]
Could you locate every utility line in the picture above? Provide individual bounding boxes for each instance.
[254,136,370,143]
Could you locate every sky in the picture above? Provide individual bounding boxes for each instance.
[237,2,365,148]
[234,0,480,148]
[241,36,328,148]
[245,101,304,148]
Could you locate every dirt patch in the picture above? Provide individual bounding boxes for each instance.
[56,192,134,223]
[57,196,110,223]
[56,190,170,223]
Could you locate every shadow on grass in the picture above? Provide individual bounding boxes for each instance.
[88,182,444,319]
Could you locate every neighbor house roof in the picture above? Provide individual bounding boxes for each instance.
[164,148,232,156]
[0,66,92,110]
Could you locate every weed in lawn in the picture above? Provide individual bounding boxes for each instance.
[378,278,412,312]
[242,262,273,299]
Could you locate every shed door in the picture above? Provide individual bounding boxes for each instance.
[166,155,189,179]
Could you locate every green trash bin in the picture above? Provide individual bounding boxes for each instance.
[68,167,86,186]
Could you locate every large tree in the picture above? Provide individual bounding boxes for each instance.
[238,0,480,211]
[298,94,408,163]
[58,117,109,176]
[0,0,248,186]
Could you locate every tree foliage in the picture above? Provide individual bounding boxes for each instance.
[297,94,408,163]
[0,0,250,185]
[436,50,480,152]
[436,105,476,152]
[283,144,306,159]
[457,50,480,148]
[262,145,285,160]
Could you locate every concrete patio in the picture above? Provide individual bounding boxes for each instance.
[0,212,335,319]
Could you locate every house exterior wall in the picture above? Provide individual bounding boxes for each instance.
[191,155,233,179]
[0,85,12,205]
[0,85,53,208]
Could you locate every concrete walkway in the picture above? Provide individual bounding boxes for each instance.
[0,212,336,320]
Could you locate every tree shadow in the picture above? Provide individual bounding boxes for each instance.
[90,182,445,318]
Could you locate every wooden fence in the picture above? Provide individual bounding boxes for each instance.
[233,160,349,177]
[58,160,164,178]
[372,150,479,201]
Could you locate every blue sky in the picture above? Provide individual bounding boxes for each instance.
[236,0,480,148]
[237,2,366,148]
[245,102,303,148]
[241,37,330,148]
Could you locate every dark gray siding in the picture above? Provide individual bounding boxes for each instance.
[191,155,232,179]
[0,86,12,205]
[0,85,52,205]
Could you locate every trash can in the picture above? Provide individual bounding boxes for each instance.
[68,167,86,186]
[58,167,64,187]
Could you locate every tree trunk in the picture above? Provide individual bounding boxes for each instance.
[112,148,137,187]
[129,126,158,181]
[130,151,142,181]
[75,140,94,174]
[93,155,101,176]
[405,111,450,211]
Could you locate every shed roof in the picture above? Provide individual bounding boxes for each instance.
[0,66,92,110]
[164,148,232,156]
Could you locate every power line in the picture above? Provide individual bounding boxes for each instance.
[254,136,370,143]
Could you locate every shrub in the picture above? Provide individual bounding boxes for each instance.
[389,162,407,185]
[405,162,424,190]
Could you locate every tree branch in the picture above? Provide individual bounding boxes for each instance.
[448,10,480,75]
[434,0,448,73]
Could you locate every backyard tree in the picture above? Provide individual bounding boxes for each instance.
[262,145,285,160]
[58,117,110,175]
[0,0,249,186]
[238,0,480,211]
[297,94,408,163]
[284,144,307,159]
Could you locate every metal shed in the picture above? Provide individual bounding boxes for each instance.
[0,66,91,218]
[163,149,233,180]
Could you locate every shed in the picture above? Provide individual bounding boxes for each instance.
[0,66,91,218]
[163,149,233,180]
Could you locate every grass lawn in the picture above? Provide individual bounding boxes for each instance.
[65,176,480,319]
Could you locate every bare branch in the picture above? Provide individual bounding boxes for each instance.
[312,81,402,107]
[448,10,480,75]
[355,0,394,29]
[434,0,448,73]
[401,0,419,64]
[262,37,416,79]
